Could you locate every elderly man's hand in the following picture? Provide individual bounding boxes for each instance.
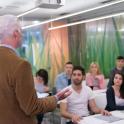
[55,88,72,101]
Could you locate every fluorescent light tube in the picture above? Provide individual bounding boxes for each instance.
[22,0,124,30]
[49,12,124,30]
[17,8,40,18]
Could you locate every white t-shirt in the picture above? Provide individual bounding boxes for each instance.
[115,96,124,106]
[61,84,95,117]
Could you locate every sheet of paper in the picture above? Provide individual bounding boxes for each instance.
[36,92,49,98]
[78,111,124,124]
[94,115,123,123]
[79,116,107,124]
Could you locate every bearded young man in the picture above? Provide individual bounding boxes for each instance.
[60,66,110,124]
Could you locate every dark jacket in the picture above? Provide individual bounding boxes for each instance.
[105,87,124,111]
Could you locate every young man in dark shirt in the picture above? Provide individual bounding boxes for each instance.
[107,56,124,88]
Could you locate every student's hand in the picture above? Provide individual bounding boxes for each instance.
[55,88,72,101]
[71,114,81,124]
[100,109,111,116]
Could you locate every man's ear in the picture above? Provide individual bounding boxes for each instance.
[13,30,19,39]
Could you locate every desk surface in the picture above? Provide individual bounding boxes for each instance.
[79,111,124,124]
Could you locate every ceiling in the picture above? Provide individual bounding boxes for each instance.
[0,0,120,27]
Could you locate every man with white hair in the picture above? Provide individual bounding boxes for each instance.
[0,15,71,124]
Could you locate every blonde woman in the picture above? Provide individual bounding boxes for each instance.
[86,62,105,90]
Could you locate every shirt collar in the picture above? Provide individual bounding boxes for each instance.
[0,44,19,56]
[63,72,70,79]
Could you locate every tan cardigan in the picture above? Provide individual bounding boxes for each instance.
[0,47,57,124]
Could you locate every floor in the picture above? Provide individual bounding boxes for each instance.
[41,108,61,124]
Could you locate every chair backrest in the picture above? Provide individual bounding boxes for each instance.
[105,78,109,87]
[94,93,107,109]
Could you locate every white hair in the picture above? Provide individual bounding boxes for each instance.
[0,15,21,42]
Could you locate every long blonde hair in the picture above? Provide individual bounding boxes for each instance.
[89,62,101,75]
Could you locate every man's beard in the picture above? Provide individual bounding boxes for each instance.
[73,80,82,85]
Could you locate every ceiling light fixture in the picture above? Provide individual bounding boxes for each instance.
[22,19,53,29]
[48,12,124,30]
[21,0,124,30]
[17,8,40,18]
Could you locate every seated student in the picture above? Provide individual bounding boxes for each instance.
[55,61,73,92]
[60,66,110,124]
[34,69,50,124]
[105,71,124,111]
[107,56,124,88]
[86,62,105,90]
[34,69,49,93]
